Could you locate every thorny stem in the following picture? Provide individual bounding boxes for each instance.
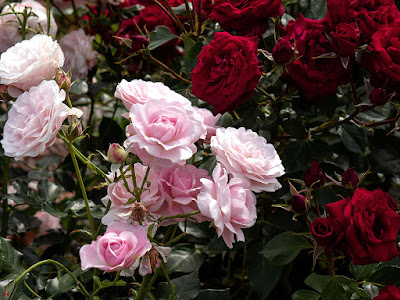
[1,157,10,237]
[147,55,192,84]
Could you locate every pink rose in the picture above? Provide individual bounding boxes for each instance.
[142,164,211,224]
[114,79,190,111]
[124,98,207,169]
[0,34,64,92]
[80,222,152,273]
[210,127,284,193]
[101,163,160,225]
[193,107,220,143]
[197,164,257,248]
[0,80,70,160]
[0,0,58,52]
[59,29,98,79]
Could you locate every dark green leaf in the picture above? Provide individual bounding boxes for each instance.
[338,123,367,154]
[350,263,380,281]
[166,246,204,273]
[304,273,330,293]
[0,236,24,274]
[183,39,203,73]
[45,269,82,297]
[158,271,200,300]
[321,278,346,300]
[171,2,192,15]
[368,266,400,285]
[261,232,312,266]
[38,180,61,202]
[149,26,177,51]
[195,289,230,300]
[247,242,282,299]
[282,140,312,173]
[292,290,320,300]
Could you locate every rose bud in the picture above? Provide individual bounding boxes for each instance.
[290,194,308,214]
[272,37,293,65]
[331,23,360,57]
[304,161,326,188]
[68,122,82,141]
[370,88,388,106]
[131,35,149,53]
[107,143,127,164]
[341,167,359,188]
[310,217,344,249]
[56,69,71,91]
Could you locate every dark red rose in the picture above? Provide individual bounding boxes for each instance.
[209,0,284,35]
[272,37,293,65]
[193,0,215,20]
[325,0,400,43]
[369,88,389,105]
[304,161,326,188]
[362,27,400,87]
[331,23,360,57]
[384,193,398,211]
[291,194,307,214]
[341,167,359,187]
[282,14,349,101]
[135,5,177,33]
[374,284,400,299]
[191,32,261,113]
[310,217,345,249]
[326,187,400,265]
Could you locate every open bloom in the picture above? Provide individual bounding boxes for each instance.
[1,80,71,160]
[124,98,206,169]
[80,222,152,273]
[0,34,64,93]
[211,127,284,192]
[197,164,257,248]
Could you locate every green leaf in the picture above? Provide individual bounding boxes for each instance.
[70,80,88,95]
[305,273,331,293]
[38,180,61,202]
[311,0,327,20]
[292,290,320,300]
[368,266,400,285]
[158,271,200,300]
[0,237,24,275]
[149,26,178,51]
[45,269,82,297]
[166,246,205,273]
[338,123,367,154]
[195,289,230,300]
[261,232,312,266]
[247,242,282,299]
[282,140,312,173]
[171,2,192,15]
[183,38,203,73]
[321,278,346,300]
[350,263,380,281]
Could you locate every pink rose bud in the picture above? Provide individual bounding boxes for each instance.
[107,143,127,163]
[369,88,388,106]
[272,37,293,65]
[304,161,326,188]
[290,194,308,214]
[341,167,359,188]
[56,70,71,90]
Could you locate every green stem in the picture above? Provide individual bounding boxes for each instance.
[14,259,92,299]
[23,281,41,298]
[136,274,150,300]
[163,232,186,247]
[1,157,10,237]
[95,199,111,237]
[158,210,200,222]
[67,142,96,239]
[46,0,51,35]
[160,261,174,298]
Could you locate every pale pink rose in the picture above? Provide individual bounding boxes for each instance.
[80,222,152,273]
[34,211,62,236]
[124,98,207,169]
[59,29,98,79]
[0,34,64,91]
[193,107,220,143]
[211,127,285,193]
[197,164,257,248]
[142,164,211,224]
[0,80,70,160]
[101,163,160,225]
[115,79,191,111]
[51,0,88,10]
[0,0,58,52]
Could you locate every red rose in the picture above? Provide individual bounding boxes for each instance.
[209,0,284,35]
[330,23,360,57]
[272,36,293,65]
[191,32,261,114]
[341,167,359,187]
[310,217,345,249]
[369,88,389,106]
[325,0,400,43]
[282,15,349,101]
[291,194,307,214]
[362,27,400,87]
[326,187,400,265]
[374,284,400,299]
[304,161,326,188]
[135,5,177,33]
